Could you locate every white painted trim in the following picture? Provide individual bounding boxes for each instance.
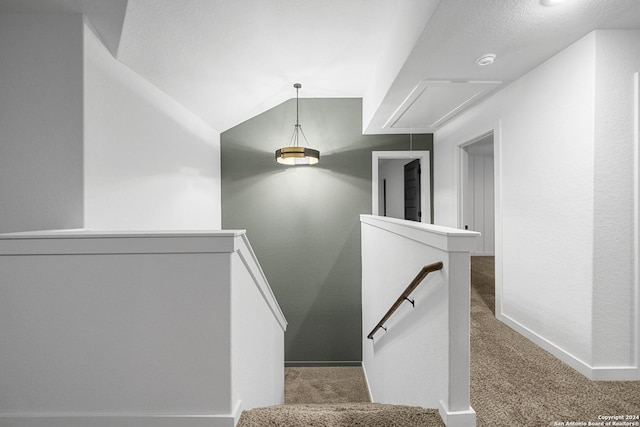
[360,215,479,252]
[235,234,288,331]
[500,313,593,378]
[0,411,240,427]
[494,121,504,320]
[634,71,640,374]
[453,121,503,317]
[231,400,243,427]
[0,229,242,239]
[501,313,640,381]
[284,360,362,366]
[372,151,431,223]
[457,131,493,230]
[0,229,243,255]
[591,367,640,381]
[383,80,501,131]
[438,400,476,427]
[361,363,375,403]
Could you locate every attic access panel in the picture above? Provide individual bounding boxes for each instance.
[385,80,502,130]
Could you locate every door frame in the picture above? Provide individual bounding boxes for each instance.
[372,151,430,223]
[633,72,639,371]
[455,121,503,319]
[458,132,495,255]
[457,131,493,231]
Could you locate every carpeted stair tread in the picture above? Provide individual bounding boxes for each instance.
[285,366,371,404]
[237,402,445,427]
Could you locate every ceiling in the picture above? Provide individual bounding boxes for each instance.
[2,0,640,133]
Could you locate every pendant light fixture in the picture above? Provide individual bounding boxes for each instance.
[275,83,320,165]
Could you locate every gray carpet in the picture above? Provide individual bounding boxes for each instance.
[237,403,444,427]
[239,366,444,426]
[285,367,370,404]
[470,256,640,426]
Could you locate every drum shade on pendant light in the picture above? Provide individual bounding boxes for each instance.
[275,83,320,165]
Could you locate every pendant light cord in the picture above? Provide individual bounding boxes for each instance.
[296,84,300,129]
[289,83,310,148]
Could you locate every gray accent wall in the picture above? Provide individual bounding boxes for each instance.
[221,98,432,363]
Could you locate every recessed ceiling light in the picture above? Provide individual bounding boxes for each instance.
[540,0,565,6]
[476,54,496,66]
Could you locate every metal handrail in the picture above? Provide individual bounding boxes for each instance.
[366,261,443,339]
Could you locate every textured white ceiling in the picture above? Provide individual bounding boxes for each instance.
[364,0,640,133]
[2,0,640,133]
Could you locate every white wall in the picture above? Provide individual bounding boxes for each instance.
[434,30,640,380]
[84,23,222,231]
[0,15,222,233]
[592,30,640,369]
[0,13,84,233]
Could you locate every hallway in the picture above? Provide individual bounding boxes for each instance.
[470,256,640,426]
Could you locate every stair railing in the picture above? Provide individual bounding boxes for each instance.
[367,261,444,339]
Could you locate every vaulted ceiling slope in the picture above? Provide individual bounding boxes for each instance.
[116,0,439,132]
[2,0,640,133]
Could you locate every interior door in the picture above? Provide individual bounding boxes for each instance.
[404,159,421,222]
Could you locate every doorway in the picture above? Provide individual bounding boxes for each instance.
[460,134,495,255]
[372,151,431,223]
[404,159,421,222]
[458,126,502,320]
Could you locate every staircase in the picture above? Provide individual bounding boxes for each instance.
[237,402,445,427]
[236,366,445,427]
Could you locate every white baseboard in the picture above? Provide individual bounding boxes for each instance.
[361,363,374,402]
[438,400,476,427]
[285,360,362,367]
[499,313,640,381]
[0,410,241,427]
[591,366,640,381]
[231,400,243,426]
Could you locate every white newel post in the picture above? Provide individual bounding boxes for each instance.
[360,215,478,427]
[440,250,476,427]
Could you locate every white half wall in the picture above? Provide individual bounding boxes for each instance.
[361,215,479,427]
[83,23,222,231]
[0,13,84,233]
[0,238,233,419]
[0,230,286,427]
[434,30,640,380]
[231,236,286,418]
